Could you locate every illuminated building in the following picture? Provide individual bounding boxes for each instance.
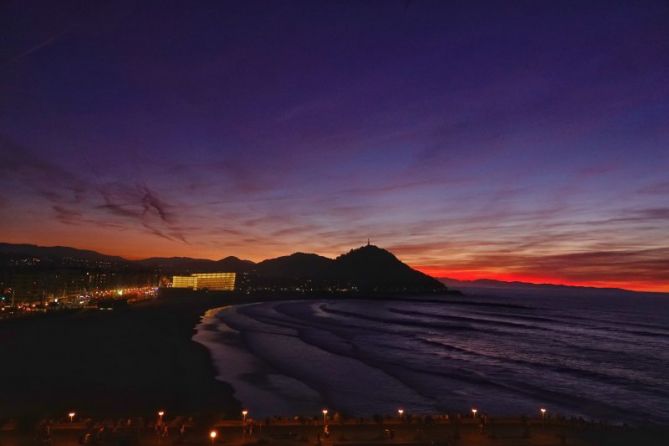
[171,272,236,291]
[192,273,236,291]
[172,275,197,289]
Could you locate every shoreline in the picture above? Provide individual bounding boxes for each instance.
[192,301,328,418]
[0,291,350,421]
[0,291,460,421]
[189,294,669,427]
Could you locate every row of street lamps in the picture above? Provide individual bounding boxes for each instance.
[66,406,549,423]
[395,407,548,419]
[468,407,548,419]
[64,405,549,443]
[323,406,548,422]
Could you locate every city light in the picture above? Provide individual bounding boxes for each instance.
[398,408,404,417]
[68,412,75,422]
[209,430,217,444]
[472,408,478,417]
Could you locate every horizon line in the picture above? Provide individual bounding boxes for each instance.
[2,240,668,295]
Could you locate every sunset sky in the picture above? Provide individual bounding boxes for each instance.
[1,1,668,292]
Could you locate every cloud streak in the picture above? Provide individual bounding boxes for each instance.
[0,135,189,243]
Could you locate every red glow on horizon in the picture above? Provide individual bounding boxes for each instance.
[414,266,669,293]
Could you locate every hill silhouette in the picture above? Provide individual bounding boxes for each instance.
[136,256,254,273]
[0,242,448,294]
[0,244,253,274]
[255,253,333,278]
[249,245,446,293]
[333,244,444,292]
[0,243,126,265]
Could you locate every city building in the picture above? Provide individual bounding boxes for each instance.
[171,272,236,291]
[172,275,197,289]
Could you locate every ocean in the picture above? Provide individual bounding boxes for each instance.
[193,290,669,424]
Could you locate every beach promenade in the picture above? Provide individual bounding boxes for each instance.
[2,415,667,446]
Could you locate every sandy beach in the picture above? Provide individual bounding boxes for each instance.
[0,292,248,420]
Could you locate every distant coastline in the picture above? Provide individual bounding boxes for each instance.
[440,277,669,298]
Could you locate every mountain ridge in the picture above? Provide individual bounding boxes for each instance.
[0,242,446,293]
[0,242,126,263]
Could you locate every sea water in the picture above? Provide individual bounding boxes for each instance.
[193,291,669,424]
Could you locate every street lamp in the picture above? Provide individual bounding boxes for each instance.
[398,408,404,418]
[322,409,328,425]
[209,430,217,444]
[158,411,165,425]
[540,408,546,418]
[471,408,478,417]
[68,412,76,423]
[242,410,249,435]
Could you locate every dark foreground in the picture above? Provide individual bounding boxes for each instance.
[2,416,668,446]
[0,293,246,420]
